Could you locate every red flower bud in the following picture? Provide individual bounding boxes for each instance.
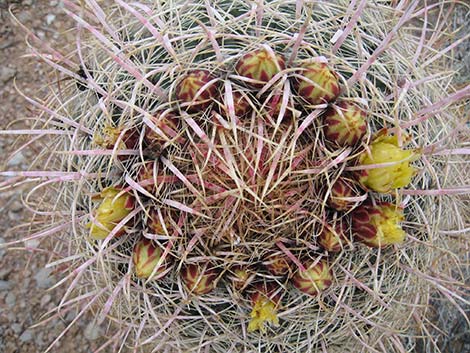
[292,259,333,296]
[295,61,340,105]
[262,250,293,277]
[222,91,252,118]
[136,161,159,192]
[317,220,348,253]
[263,94,295,122]
[249,282,281,307]
[323,101,367,146]
[144,112,180,147]
[181,263,219,295]
[146,208,173,236]
[132,237,170,279]
[327,177,361,212]
[228,265,254,291]
[175,70,218,112]
[235,47,286,88]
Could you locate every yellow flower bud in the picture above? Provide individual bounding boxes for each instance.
[358,133,418,193]
[352,202,406,248]
[87,187,135,240]
[94,126,139,161]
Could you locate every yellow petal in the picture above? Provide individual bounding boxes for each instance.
[248,298,279,333]
[359,134,418,193]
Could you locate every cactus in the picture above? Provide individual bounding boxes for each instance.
[2,0,470,352]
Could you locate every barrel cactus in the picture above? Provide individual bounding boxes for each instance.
[2,0,469,352]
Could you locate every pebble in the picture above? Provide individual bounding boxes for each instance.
[0,280,11,291]
[34,268,54,289]
[84,322,102,341]
[17,12,32,23]
[24,239,40,249]
[0,67,16,84]
[19,329,33,343]
[40,294,52,308]
[65,311,76,323]
[11,323,23,335]
[5,292,16,308]
[35,331,44,347]
[36,30,46,40]
[7,312,16,322]
[7,151,26,167]
[8,211,22,222]
[10,201,23,213]
[0,269,10,280]
[0,237,5,260]
[46,14,56,26]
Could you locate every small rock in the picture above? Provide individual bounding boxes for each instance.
[84,322,103,341]
[8,211,22,222]
[24,238,40,249]
[5,292,16,308]
[40,294,52,308]
[19,329,33,343]
[0,237,5,260]
[35,331,44,347]
[36,30,46,40]
[45,14,56,26]
[7,151,26,167]
[11,324,23,335]
[17,12,32,23]
[34,268,54,289]
[7,312,16,322]
[65,310,76,323]
[10,200,23,213]
[0,39,15,50]
[0,280,11,291]
[0,67,16,84]
[0,269,10,280]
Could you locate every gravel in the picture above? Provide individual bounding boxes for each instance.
[5,292,16,308]
[7,151,26,167]
[34,268,55,289]
[0,66,16,83]
[0,237,5,260]
[0,2,101,352]
[19,329,33,343]
[84,322,104,341]
[0,280,12,291]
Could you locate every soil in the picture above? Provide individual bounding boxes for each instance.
[0,1,468,353]
[0,1,103,352]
